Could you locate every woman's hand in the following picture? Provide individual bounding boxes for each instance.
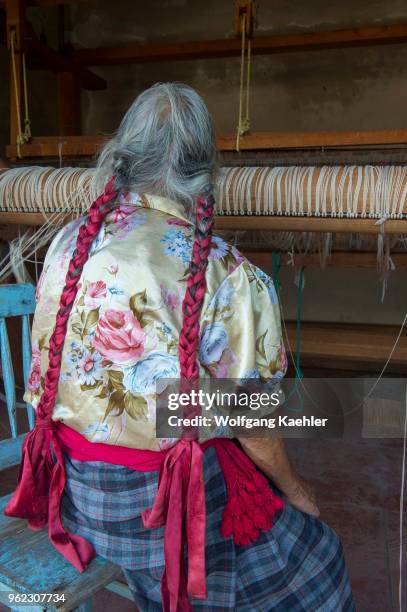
[237,437,320,518]
[280,474,320,517]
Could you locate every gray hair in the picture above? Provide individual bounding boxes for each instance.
[96,83,217,214]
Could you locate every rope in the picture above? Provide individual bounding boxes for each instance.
[285,267,305,413]
[271,253,304,412]
[236,14,252,152]
[9,29,32,158]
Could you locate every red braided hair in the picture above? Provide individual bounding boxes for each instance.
[36,177,119,423]
[34,184,214,424]
[179,193,215,380]
[4,177,120,572]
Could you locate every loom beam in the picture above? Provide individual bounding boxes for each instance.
[1,166,406,234]
[72,23,407,66]
[7,130,407,161]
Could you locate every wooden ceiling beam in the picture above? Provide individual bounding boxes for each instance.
[72,23,407,66]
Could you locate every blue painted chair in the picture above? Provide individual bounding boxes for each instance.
[0,284,132,611]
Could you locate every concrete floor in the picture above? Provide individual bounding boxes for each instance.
[0,397,405,611]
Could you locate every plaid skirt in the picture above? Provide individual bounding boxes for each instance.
[61,446,355,611]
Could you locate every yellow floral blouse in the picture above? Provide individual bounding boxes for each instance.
[24,192,287,450]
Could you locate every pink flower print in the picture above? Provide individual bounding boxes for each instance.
[111,204,136,223]
[77,350,103,386]
[210,347,237,378]
[160,284,180,311]
[84,281,107,310]
[92,309,146,364]
[108,264,119,275]
[27,347,41,392]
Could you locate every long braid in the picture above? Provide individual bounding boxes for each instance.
[36,177,118,423]
[178,192,215,381]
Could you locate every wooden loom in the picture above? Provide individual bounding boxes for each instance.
[0,164,406,374]
[1,0,407,372]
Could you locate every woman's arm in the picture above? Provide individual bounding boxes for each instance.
[238,436,320,517]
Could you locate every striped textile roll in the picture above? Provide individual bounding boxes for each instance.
[1,165,407,219]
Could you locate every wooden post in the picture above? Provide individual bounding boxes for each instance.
[6,0,25,153]
[235,0,255,37]
[57,8,81,136]
[57,72,82,135]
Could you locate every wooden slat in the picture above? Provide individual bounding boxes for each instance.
[57,72,82,135]
[73,23,407,66]
[244,251,407,270]
[0,318,17,438]
[6,135,105,159]
[0,434,25,470]
[21,313,34,429]
[1,210,406,234]
[0,283,36,318]
[0,494,26,538]
[285,321,407,367]
[0,528,121,612]
[217,129,407,150]
[215,215,407,235]
[7,129,407,160]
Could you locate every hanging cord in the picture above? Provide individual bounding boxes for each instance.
[272,253,305,413]
[236,12,252,152]
[10,29,32,159]
[285,267,305,413]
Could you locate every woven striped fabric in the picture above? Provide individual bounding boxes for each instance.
[61,446,355,611]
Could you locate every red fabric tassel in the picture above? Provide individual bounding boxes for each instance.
[142,439,207,612]
[4,419,95,572]
[209,439,284,546]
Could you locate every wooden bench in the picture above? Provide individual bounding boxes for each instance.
[0,284,131,611]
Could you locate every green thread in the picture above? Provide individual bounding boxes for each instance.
[272,251,282,293]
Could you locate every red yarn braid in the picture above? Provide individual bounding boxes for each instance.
[4,177,119,571]
[179,193,214,378]
[36,177,119,422]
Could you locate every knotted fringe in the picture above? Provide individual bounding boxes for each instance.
[4,418,95,571]
[214,439,284,545]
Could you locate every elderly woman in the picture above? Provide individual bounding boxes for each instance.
[6,83,355,611]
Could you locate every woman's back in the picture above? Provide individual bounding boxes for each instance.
[25,190,285,450]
